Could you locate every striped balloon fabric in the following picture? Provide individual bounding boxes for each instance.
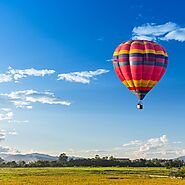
[113,40,168,100]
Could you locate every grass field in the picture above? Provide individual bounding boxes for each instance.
[0,167,184,185]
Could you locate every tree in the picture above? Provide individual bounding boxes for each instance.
[102,156,108,160]
[0,157,4,164]
[175,168,185,178]
[18,161,26,167]
[109,156,115,160]
[6,161,17,168]
[95,155,100,160]
[58,153,68,166]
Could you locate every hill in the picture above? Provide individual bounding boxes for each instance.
[0,153,58,163]
[177,156,185,162]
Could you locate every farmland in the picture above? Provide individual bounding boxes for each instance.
[0,167,184,185]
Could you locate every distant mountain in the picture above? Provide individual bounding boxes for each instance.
[177,156,185,161]
[0,153,58,163]
[0,153,82,163]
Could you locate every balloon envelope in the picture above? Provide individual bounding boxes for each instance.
[112,40,168,100]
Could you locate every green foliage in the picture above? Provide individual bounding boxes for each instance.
[58,153,68,166]
[175,168,185,178]
[0,155,184,168]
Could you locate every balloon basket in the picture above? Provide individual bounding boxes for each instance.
[137,102,143,110]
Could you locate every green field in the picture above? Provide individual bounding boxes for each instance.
[0,167,184,185]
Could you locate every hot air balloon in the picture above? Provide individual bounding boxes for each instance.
[112,40,168,109]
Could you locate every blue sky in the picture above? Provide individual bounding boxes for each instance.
[0,0,185,159]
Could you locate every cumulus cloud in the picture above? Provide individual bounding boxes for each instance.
[57,69,109,84]
[0,129,18,154]
[124,135,185,159]
[0,129,19,154]
[0,108,26,125]
[0,146,11,153]
[161,28,185,41]
[132,35,157,41]
[0,129,17,141]
[116,135,171,159]
[132,22,185,42]
[139,135,168,152]
[0,108,13,121]
[65,135,184,159]
[64,148,109,158]
[176,149,185,156]
[122,140,142,147]
[133,22,177,37]
[0,67,55,83]
[0,90,71,109]
[0,145,19,154]
[0,74,12,83]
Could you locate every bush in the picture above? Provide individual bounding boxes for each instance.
[175,168,185,178]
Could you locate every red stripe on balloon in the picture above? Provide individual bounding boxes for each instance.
[128,87,152,91]
[114,66,166,81]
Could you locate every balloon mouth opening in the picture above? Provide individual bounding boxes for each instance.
[137,94,145,100]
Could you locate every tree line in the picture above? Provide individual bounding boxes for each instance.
[0,153,184,168]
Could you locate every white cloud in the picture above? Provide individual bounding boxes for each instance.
[132,22,185,42]
[176,149,185,156]
[132,35,157,41]
[1,108,11,112]
[0,129,19,154]
[0,146,10,153]
[65,148,109,158]
[0,90,71,109]
[172,141,182,144]
[0,128,19,154]
[0,145,20,154]
[133,22,177,37]
[124,135,185,159]
[7,130,17,135]
[0,129,17,141]
[122,140,142,147]
[161,28,185,41]
[0,74,12,83]
[0,108,13,121]
[0,108,27,125]
[8,120,29,124]
[139,135,168,152]
[57,69,109,84]
[65,135,185,159]
[0,67,55,83]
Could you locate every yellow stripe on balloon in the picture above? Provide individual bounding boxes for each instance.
[124,80,135,88]
[113,49,168,56]
[122,80,158,88]
[123,41,159,45]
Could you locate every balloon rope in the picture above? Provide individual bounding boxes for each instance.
[138,100,143,105]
